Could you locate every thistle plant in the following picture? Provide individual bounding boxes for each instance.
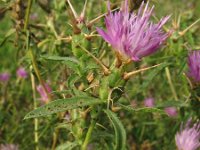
[22,0,172,149]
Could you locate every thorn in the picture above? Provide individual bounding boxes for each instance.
[87,7,119,28]
[123,63,162,80]
[80,0,88,21]
[66,0,78,19]
[179,18,200,36]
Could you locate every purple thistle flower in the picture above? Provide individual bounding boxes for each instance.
[16,67,28,79]
[164,107,177,117]
[175,120,200,150]
[97,0,170,61]
[0,72,10,82]
[187,50,200,82]
[36,83,52,103]
[144,97,154,107]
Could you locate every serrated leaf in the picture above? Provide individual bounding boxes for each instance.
[104,110,126,150]
[93,131,114,139]
[85,63,99,71]
[55,142,78,150]
[41,55,79,63]
[117,103,166,114]
[24,96,103,119]
[41,55,80,72]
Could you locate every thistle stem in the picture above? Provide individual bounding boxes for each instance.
[24,0,32,30]
[25,2,39,149]
[24,0,50,101]
[165,67,178,101]
[29,48,51,101]
[51,129,59,150]
[30,66,39,150]
[81,119,96,150]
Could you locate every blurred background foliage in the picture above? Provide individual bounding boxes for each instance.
[0,0,200,149]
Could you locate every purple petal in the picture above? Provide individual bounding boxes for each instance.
[96,27,113,44]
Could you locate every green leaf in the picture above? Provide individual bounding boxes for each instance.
[41,55,80,72]
[117,103,166,114]
[55,142,78,150]
[140,63,170,90]
[104,110,126,150]
[67,75,80,89]
[71,34,88,58]
[41,55,79,63]
[24,96,104,119]
[156,100,188,108]
[0,28,16,46]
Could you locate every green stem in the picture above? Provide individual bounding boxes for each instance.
[30,66,39,150]
[24,0,50,100]
[24,0,33,30]
[81,119,96,150]
[51,129,59,150]
[165,67,178,101]
[29,47,51,101]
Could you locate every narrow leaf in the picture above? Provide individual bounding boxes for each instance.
[104,110,126,150]
[24,96,103,119]
[41,55,80,72]
[55,142,78,150]
[118,103,166,114]
[41,55,79,63]
[156,100,188,108]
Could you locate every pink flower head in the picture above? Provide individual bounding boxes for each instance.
[64,113,71,121]
[97,0,170,61]
[0,144,19,150]
[30,13,38,21]
[164,107,177,117]
[175,120,200,150]
[0,72,10,82]
[36,83,52,103]
[144,97,154,107]
[187,50,200,82]
[16,67,28,79]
